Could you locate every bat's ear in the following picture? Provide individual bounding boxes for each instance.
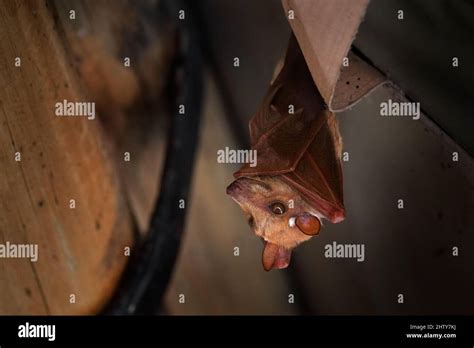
[295,213,321,236]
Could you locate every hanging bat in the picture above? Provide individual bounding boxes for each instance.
[226,34,345,271]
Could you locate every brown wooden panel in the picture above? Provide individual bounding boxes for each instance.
[0,0,134,314]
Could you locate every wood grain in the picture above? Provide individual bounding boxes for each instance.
[0,0,134,314]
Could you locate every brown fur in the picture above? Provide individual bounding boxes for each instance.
[227,176,317,250]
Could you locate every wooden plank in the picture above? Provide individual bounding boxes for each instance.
[282,0,385,111]
[0,0,133,314]
[51,0,172,233]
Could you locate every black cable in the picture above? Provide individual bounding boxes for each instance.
[103,0,204,315]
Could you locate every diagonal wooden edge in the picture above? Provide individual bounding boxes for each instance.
[331,51,387,112]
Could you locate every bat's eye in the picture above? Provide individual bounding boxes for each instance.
[248,216,255,228]
[269,202,286,215]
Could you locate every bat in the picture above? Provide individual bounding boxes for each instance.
[226,34,345,271]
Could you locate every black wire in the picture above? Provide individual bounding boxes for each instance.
[102,0,204,315]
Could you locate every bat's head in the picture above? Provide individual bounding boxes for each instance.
[226,175,322,271]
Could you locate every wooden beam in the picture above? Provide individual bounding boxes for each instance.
[282,0,386,112]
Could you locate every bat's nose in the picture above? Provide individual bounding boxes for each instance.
[226,181,242,195]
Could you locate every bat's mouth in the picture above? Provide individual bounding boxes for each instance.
[262,240,292,271]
